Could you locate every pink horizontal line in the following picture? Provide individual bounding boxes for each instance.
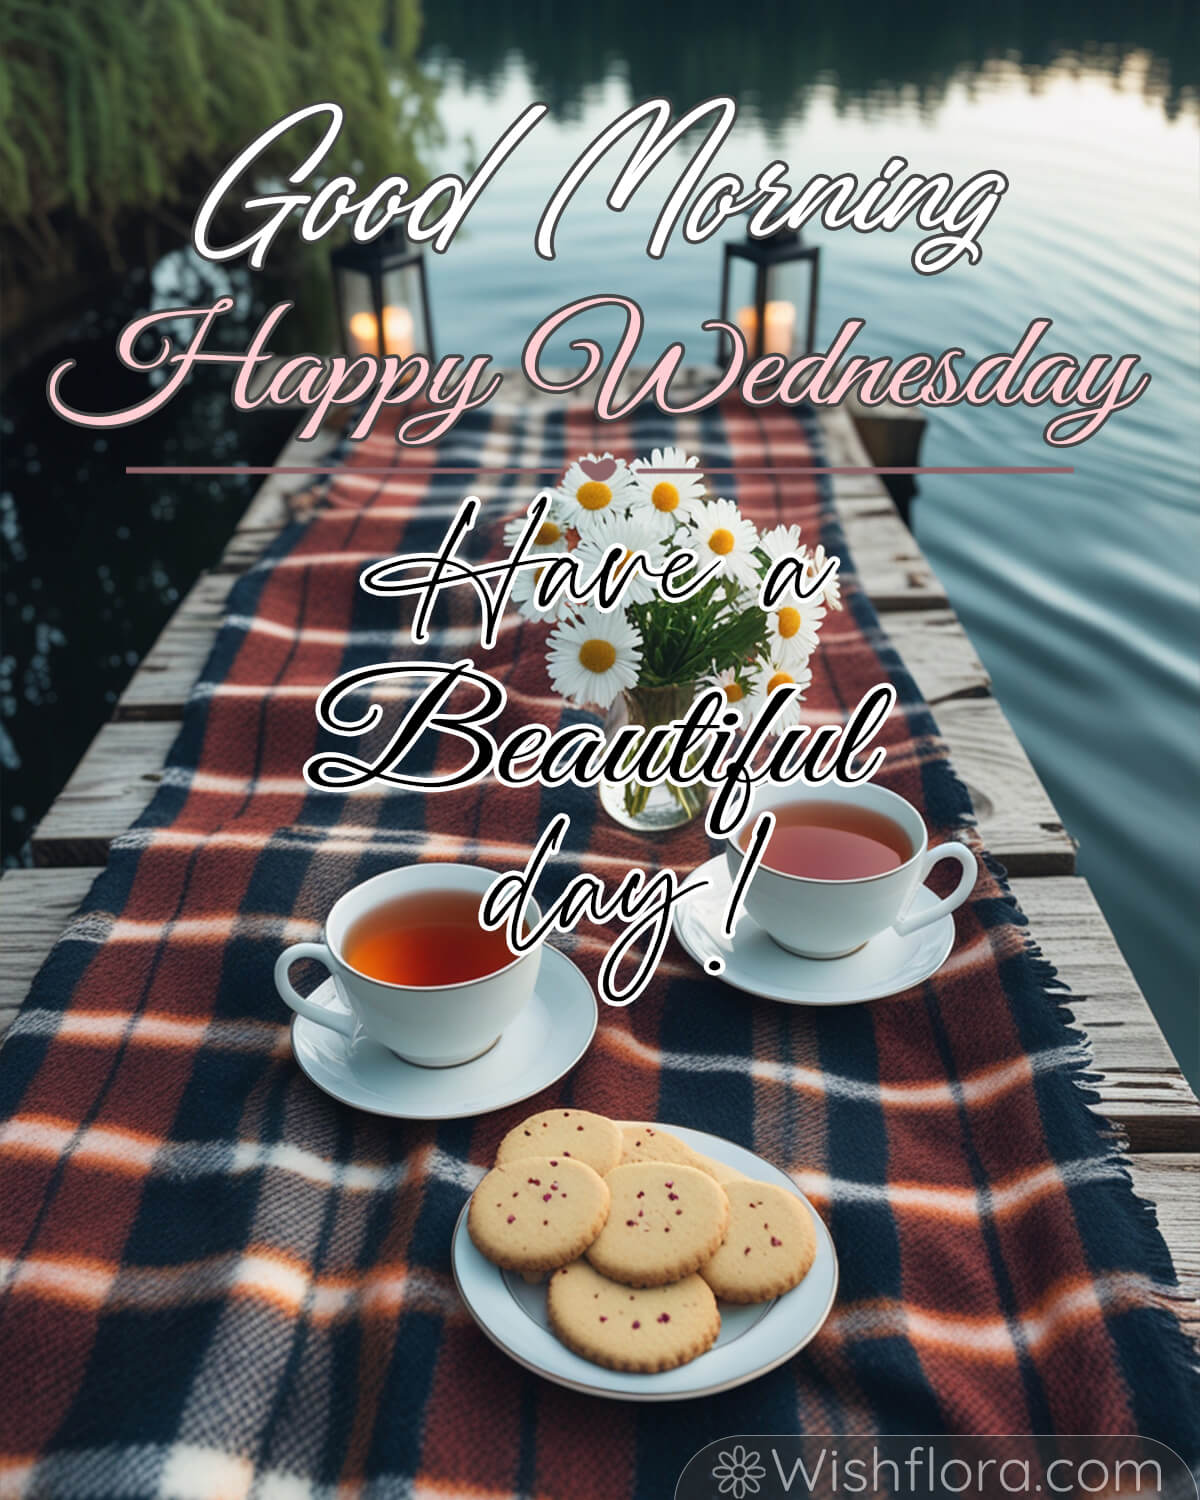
[636,466,1074,475]
[125,464,1074,476]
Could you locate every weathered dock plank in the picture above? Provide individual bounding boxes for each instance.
[1009,878,1199,1152]
[1127,1154,1200,1337]
[212,424,340,574]
[882,611,990,705]
[116,571,230,720]
[31,721,177,866]
[822,407,1073,874]
[835,490,948,611]
[934,697,1075,874]
[0,869,99,1031]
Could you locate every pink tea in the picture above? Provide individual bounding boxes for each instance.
[343,888,517,986]
[744,800,912,880]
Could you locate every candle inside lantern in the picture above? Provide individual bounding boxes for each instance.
[348,305,415,358]
[736,300,796,357]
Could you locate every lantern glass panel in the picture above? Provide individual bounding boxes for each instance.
[336,257,430,360]
[726,255,808,360]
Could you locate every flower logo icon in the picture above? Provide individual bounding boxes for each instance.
[710,1444,766,1498]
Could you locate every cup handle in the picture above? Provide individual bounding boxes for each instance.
[274,941,356,1037]
[892,841,978,937]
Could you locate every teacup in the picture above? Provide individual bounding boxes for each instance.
[274,863,542,1067]
[725,782,977,959]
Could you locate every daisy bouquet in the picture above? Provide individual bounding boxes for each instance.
[508,448,842,829]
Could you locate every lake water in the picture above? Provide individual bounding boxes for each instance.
[415,17,1199,1078]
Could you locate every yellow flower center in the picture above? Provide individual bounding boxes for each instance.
[576,481,613,511]
[707,527,736,556]
[723,681,745,704]
[776,606,802,639]
[767,671,794,693]
[578,639,617,674]
[535,520,562,546]
[651,481,680,512]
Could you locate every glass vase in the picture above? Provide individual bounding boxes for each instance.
[598,681,708,833]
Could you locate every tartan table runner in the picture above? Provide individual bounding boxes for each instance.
[1,399,1196,1498]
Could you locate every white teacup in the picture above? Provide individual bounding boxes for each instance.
[725,782,977,959]
[274,863,542,1067]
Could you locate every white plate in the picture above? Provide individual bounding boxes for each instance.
[291,945,596,1120]
[451,1124,838,1401]
[673,854,956,1005]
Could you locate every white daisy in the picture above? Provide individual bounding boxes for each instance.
[503,498,571,558]
[510,559,580,623]
[687,497,761,589]
[755,522,810,604]
[758,523,805,563]
[767,594,825,663]
[804,542,843,610]
[628,446,707,537]
[554,454,638,538]
[700,665,756,723]
[747,658,813,733]
[546,606,643,710]
[572,511,667,608]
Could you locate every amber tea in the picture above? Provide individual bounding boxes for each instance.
[743,799,913,881]
[342,888,517,986]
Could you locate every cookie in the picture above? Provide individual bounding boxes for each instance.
[699,1179,817,1303]
[497,1108,622,1177]
[619,1124,715,1177]
[694,1152,746,1187]
[468,1156,610,1274]
[548,1259,720,1372]
[585,1162,730,1287]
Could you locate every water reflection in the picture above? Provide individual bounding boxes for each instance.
[419,0,1196,122]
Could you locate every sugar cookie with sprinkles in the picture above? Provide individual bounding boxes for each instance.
[548,1260,720,1373]
[693,1152,746,1186]
[586,1162,730,1287]
[618,1123,715,1177]
[699,1178,817,1303]
[468,1156,610,1274]
[496,1108,623,1176]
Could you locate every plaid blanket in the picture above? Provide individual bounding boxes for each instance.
[0,400,1195,1498]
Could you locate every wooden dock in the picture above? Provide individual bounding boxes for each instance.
[1,399,1196,1334]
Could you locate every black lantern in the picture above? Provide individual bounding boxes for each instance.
[331,224,434,361]
[717,227,820,363]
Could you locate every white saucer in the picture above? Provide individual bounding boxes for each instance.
[452,1123,838,1401]
[290,945,596,1119]
[673,854,956,1006]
